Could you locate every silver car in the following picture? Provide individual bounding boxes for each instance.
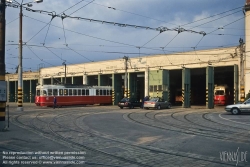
[144,97,171,110]
[225,98,250,115]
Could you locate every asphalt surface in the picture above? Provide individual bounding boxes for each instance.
[0,103,249,167]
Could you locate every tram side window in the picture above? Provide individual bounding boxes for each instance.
[69,89,72,96]
[36,90,40,96]
[78,89,81,96]
[82,89,85,95]
[103,90,106,95]
[73,89,77,95]
[100,89,103,95]
[53,89,58,96]
[59,89,63,96]
[86,89,89,95]
[109,90,112,95]
[96,90,99,95]
[43,90,47,96]
[64,89,68,96]
[48,89,52,96]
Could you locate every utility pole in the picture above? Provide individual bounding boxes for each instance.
[239,38,245,102]
[0,0,6,129]
[17,3,23,111]
[62,62,66,84]
[123,56,128,97]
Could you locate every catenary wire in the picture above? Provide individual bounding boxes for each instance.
[69,0,95,15]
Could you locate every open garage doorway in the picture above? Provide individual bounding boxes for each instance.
[170,70,182,105]
[214,66,234,105]
[191,68,206,105]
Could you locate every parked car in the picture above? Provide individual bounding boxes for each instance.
[118,98,142,109]
[144,97,171,110]
[225,98,250,115]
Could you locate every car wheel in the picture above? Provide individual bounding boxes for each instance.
[129,105,134,109]
[231,108,240,115]
[167,104,171,109]
[157,105,161,110]
[120,107,123,109]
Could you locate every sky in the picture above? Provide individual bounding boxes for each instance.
[5,0,246,73]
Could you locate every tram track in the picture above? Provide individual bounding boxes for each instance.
[126,109,250,143]
[10,109,245,167]
[12,110,152,167]
[202,112,250,131]
[50,110,246,167]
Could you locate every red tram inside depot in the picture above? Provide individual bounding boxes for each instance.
[35,84,112,107]
[214,85,232,105]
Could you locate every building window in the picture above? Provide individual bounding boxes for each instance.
[149,86,153,92]
[154,85,157,92]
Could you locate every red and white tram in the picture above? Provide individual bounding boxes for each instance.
[35,84,112,107]
[214,85,232,105]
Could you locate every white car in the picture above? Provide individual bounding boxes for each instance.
[144,97,171,110]
[225,98,250,115]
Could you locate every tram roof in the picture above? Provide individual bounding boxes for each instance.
[36,84,111,89]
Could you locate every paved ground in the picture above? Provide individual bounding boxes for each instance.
[0,103,250,167]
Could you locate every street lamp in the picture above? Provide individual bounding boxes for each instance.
[9,0,43,111]
[62,61,66,84]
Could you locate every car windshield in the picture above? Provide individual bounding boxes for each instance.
[245,98,250,104]
[149,98,159,102]
[120,98,129,102]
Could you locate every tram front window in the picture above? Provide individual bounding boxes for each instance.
[36,89,40,96]
[215,90,224,95]
[42,90,47,96]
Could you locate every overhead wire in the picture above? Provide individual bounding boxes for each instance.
[69,0,95,15]
[60,0,86,14]
[190,10,242,30]
[181,6,244,27]
[163,33,179,48]
[23,15,179,53]
[5,2,245,72]
[90,1,177,26]
[25,45,56,67]
[6,17,19,25]
[66,45,94,62]
[207,12,250,35]
[140,33,161,47]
